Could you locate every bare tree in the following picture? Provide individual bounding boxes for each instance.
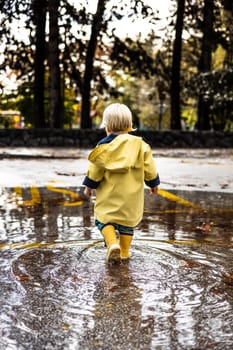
[48,0,63,128]
[170,0,185,130]
[197,0,214,130]
[33,0,46,128]
[80,0,106,129]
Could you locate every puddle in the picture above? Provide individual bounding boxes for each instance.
[0,186,233,349]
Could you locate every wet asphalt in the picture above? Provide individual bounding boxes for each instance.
[0,147,232,192]
[0,147,233,350]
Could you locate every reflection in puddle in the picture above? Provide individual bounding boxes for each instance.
[0,186,233,349]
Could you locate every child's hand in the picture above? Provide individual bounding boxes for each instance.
[150,187,158,195]
[84,187,92,199]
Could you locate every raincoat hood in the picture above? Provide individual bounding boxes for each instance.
[83,132,159,227]
[88,134,143,173]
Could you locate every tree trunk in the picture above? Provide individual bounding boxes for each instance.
[48,0,63,128]
[80,0,106,129]
[33,0,46,128]
[197,0,214,130]
[223,0,233,65]
[170,0,185,130]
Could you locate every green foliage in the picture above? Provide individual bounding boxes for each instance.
[0,83,33,127]
[110,37,156,79]
[63,88,78,128]
[207,68,233,130]
[190,67,233,130]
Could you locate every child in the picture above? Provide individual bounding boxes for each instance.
[83,103,160,263]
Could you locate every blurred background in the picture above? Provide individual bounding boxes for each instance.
[0,0,232,132]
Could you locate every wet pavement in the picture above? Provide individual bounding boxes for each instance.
[0,147,233,350]
[0,147,233,192]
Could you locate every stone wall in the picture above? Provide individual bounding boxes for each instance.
[0,129,232,148]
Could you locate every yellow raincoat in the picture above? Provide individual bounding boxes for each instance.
[83,133,159,227]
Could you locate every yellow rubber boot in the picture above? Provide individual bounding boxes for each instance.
[101,225,120,263]
[120,234,133,260]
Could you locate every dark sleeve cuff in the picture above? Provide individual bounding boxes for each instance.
[82,176,100,189]
[145,174,160,188]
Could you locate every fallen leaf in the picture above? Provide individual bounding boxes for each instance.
[223,274,233,286]
[179,260,200,268]
[71,274,85,282]
[15,274,30,281]
[62,324,70,330]
[195,222,211,232]
[220,184,229,189]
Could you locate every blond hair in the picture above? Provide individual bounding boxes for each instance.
[101,103,133,132]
